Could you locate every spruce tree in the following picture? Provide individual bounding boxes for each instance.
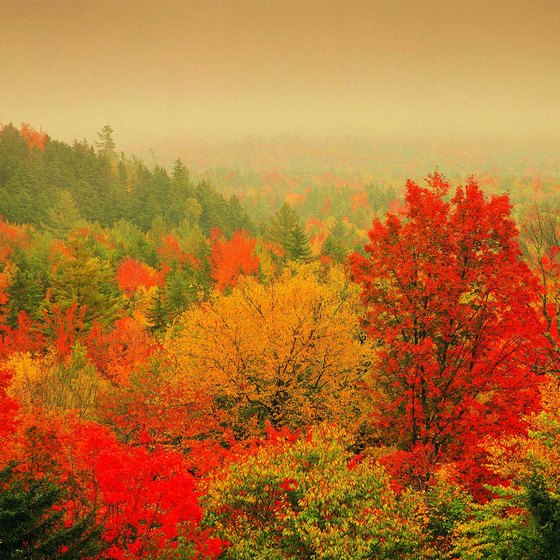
[266,202,311,261]
[0,464,103,559]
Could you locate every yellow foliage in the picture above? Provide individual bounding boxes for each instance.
[6,346,106,417]
[253,239,278,283]
[166,262,372,437]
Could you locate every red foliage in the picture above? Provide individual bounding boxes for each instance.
[0,404,224,559]
[0,311,44,358]
[350,173,543,484]
[157,234,199,270]
[0,217,29,262]
[43,303,86,358]
[116,258,163,297]
[0,367,18,439]
[86,316,158,384]
[0,262,12,310]
[209,229,259,291]
[387,196,409,215]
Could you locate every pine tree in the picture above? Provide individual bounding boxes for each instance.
[44,190,82,238]
[287,225,312,261]
[266,202,311,261]
[146,287,169,334]
[48,234,121,328]
[321,219,351,264]
[0,464,103,559]
[94,125,116,160]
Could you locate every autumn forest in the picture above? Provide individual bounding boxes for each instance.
[0,120,559,559]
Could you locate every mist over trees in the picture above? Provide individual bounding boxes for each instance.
[1,123,560,558]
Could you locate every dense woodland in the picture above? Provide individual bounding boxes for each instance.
[2,122,560,559]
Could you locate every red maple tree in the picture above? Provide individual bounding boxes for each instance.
[350,173,544,483]
[209,229,259,291]
[116,258,163,297]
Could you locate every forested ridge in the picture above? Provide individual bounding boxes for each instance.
[1,123,560,559]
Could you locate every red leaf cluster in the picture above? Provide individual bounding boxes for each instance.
[209,229,259,291]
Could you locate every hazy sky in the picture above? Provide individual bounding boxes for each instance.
[1,0,559,148]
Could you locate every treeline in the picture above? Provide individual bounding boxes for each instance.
[2,125,560,559]
[0,123,252,234]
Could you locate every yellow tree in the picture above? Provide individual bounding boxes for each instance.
[6,345,106,418]
[166,262,371,437]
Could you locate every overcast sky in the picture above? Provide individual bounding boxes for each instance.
[1,0,559,148]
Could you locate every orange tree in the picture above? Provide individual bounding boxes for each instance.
[350,173,544,483]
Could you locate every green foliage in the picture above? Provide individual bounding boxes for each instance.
[6,248,48,327]
[420,476,473,559]
[0,125,253,235]
[526,473,560,558]
[48,234,122,328]
[95,124,116,160]
[44,190,82,238]
[202,425,424,559]
[110,219,158,266]
[453,485,539,560]
[265,203,311,261]
[0,463,103,559]
[452,476,560,560]
[321,219,353,264]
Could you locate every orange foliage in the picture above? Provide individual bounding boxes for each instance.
[42,303,86,358]
[157,233,199,269]
[350,190,369,213]
[0,261,14,309]
[168,263,368,436]
[0,311,44,358]
[86,316,158,384]
[19,122,48,151]
[209,229,259,292]
[284,192,306,206]
[309,231,327,255]
[0,217,29,262]
[388,197,409,215]
[116,258,163,297]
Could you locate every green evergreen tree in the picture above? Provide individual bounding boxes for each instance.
[266,202,311,261]
[146,287,169,334]
[6,251,47,327]
[164,267,198,319]
[110,219,157,266]
[183,198,203,226]
[0,123,28,187]
[172,157,190,189]
[44,190,82,238]
[321,219,351,264]
[149,215,167,249]
[94,125,116,160]
[287,225,312,261]
[0,464,103,559]
[48,234,121,328]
